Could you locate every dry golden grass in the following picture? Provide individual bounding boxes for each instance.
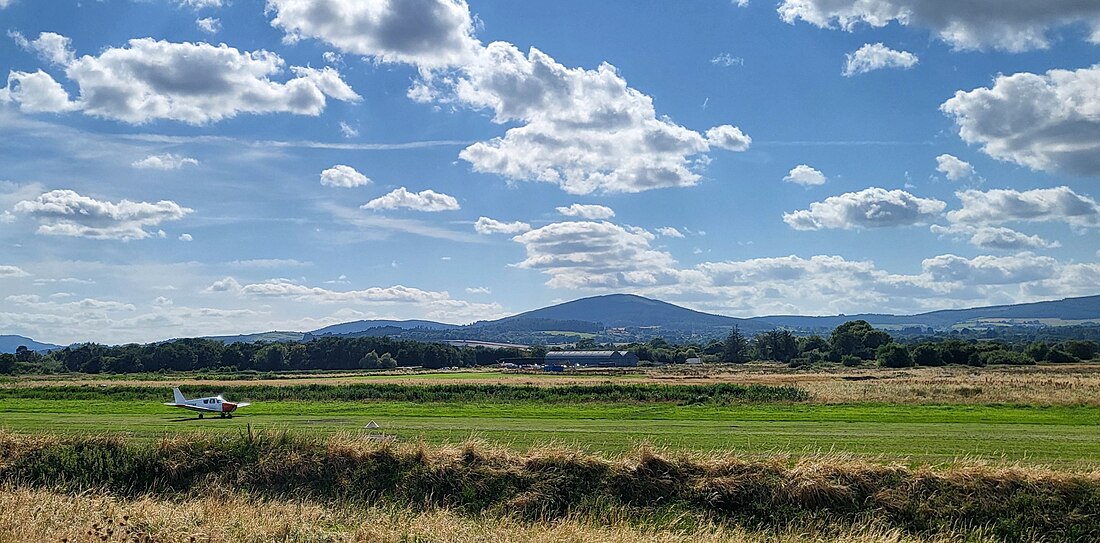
[0,486,998,543]
[9,363,1100,405]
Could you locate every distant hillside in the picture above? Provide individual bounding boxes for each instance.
[0,335,61,354]
[202,331,307,344]
[311,319,457,336]
[754,295,1100,331]
[480,294,772,333]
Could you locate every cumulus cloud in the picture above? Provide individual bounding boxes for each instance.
[0,265,29,278]
[362,187,460,212]
[941,65,1100,175]
[783,164,827,186]
[0,70,78,113]
[784,187,946,230]
[512,221,678,289]
[935,154,974,181]
[10,31,75,66]
[705,125,752,151]
[657,226,685,238]
[209,276,504,320]
[320,164,371,187]
[930,224,1060,250]
[923,253,1059,285]
[196,17,221,34]
[178,233,193,242]
[947,186,1100,227]
[777,0,1100,52]
[266,0,481,68]
[132,153,199,170]
[9,34,361,124]
[267,1,750,195]
[13,189,192,241]
[556,203,615,219]
[474,216,531,235]
[842,43,918,76]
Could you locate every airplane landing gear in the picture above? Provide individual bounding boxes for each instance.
[219,412,227,418]
[198,413,203,419]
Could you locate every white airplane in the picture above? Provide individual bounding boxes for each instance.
[164,387,250,419]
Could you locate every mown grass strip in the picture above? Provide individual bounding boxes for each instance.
[0,383,810,404]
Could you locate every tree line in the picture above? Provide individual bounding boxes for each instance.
[0,336,523,375]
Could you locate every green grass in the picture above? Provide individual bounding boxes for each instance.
[2,398,1098,467]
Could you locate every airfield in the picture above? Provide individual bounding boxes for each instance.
[3,363,1099,467]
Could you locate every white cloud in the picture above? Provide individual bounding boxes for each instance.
[267,0,482,68]
[228,258,311,268]
[777,0,1100,52]
[465,286,491,294]
[511,221,678,289]
[0,1,13,8]
[210,276,504,320]
[436,43,740,194]
[362,187,460,212]
[941,65,1100,175]
[474,216,531,235]
[55,37,360,124]
[930,224,1060,250]
[320,164,371,188]
[196,17,221,34]
[0,265,29,278]
[179,0,224,8]
[179,233,193,242]
[268,1,749,195]
[923,253,1059,285]
[783,164,827,186]
[555,203,615,219]
[784,187,946,230]
[935,154,974,181]
[711,53,744,67]
[132,153,199,170]
[10,31,75,66]
[705,125,752,151]
[842,43,917,76]
[947,186,1100,227]
[657,226,685,238]
[0,70,78,113]
[13,189,192,241]
[339,121,358,138]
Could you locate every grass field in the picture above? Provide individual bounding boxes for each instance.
[2,393,1098,466]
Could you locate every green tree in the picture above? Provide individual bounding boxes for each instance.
[0,353,14,374]
[379,352,398,369]
[830,320,892,360]
[876,343,913,368]
[753,330,799,363]
[253,344,288,371]
[1025,341,1050,362]
[722,327,749,363]
[359,351,381,369]
[911,344,944,367]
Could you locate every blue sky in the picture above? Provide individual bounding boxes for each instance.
[1,0,1099,344]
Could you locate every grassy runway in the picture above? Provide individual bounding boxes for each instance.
[2,398,1098,466]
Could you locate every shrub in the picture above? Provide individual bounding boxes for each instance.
[840,355,862,367]
[975,349,1034,366]
[911,344,944,367]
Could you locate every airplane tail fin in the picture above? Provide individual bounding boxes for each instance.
[172,387,186,404]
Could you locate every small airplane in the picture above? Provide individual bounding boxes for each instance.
[164,387,250,419]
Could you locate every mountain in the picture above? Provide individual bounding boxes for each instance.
[201,331,308,344]
[0,335,61,354]
[311,319,457,336]
[478,294,773,333]
[753,295,1100,331]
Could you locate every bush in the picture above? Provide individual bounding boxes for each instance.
[1046,349,1079,363]
[840,355,862,367]
[976,349,1035,366]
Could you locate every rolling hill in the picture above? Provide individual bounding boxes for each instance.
[0,335,61,354]
[311,319,457,336]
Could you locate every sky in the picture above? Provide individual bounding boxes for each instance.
[1,0,1099,345]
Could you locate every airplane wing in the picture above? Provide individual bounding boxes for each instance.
[235,402,251,408]
[163,403,221,412]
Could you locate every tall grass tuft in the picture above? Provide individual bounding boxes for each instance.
[0,431,1097,541]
